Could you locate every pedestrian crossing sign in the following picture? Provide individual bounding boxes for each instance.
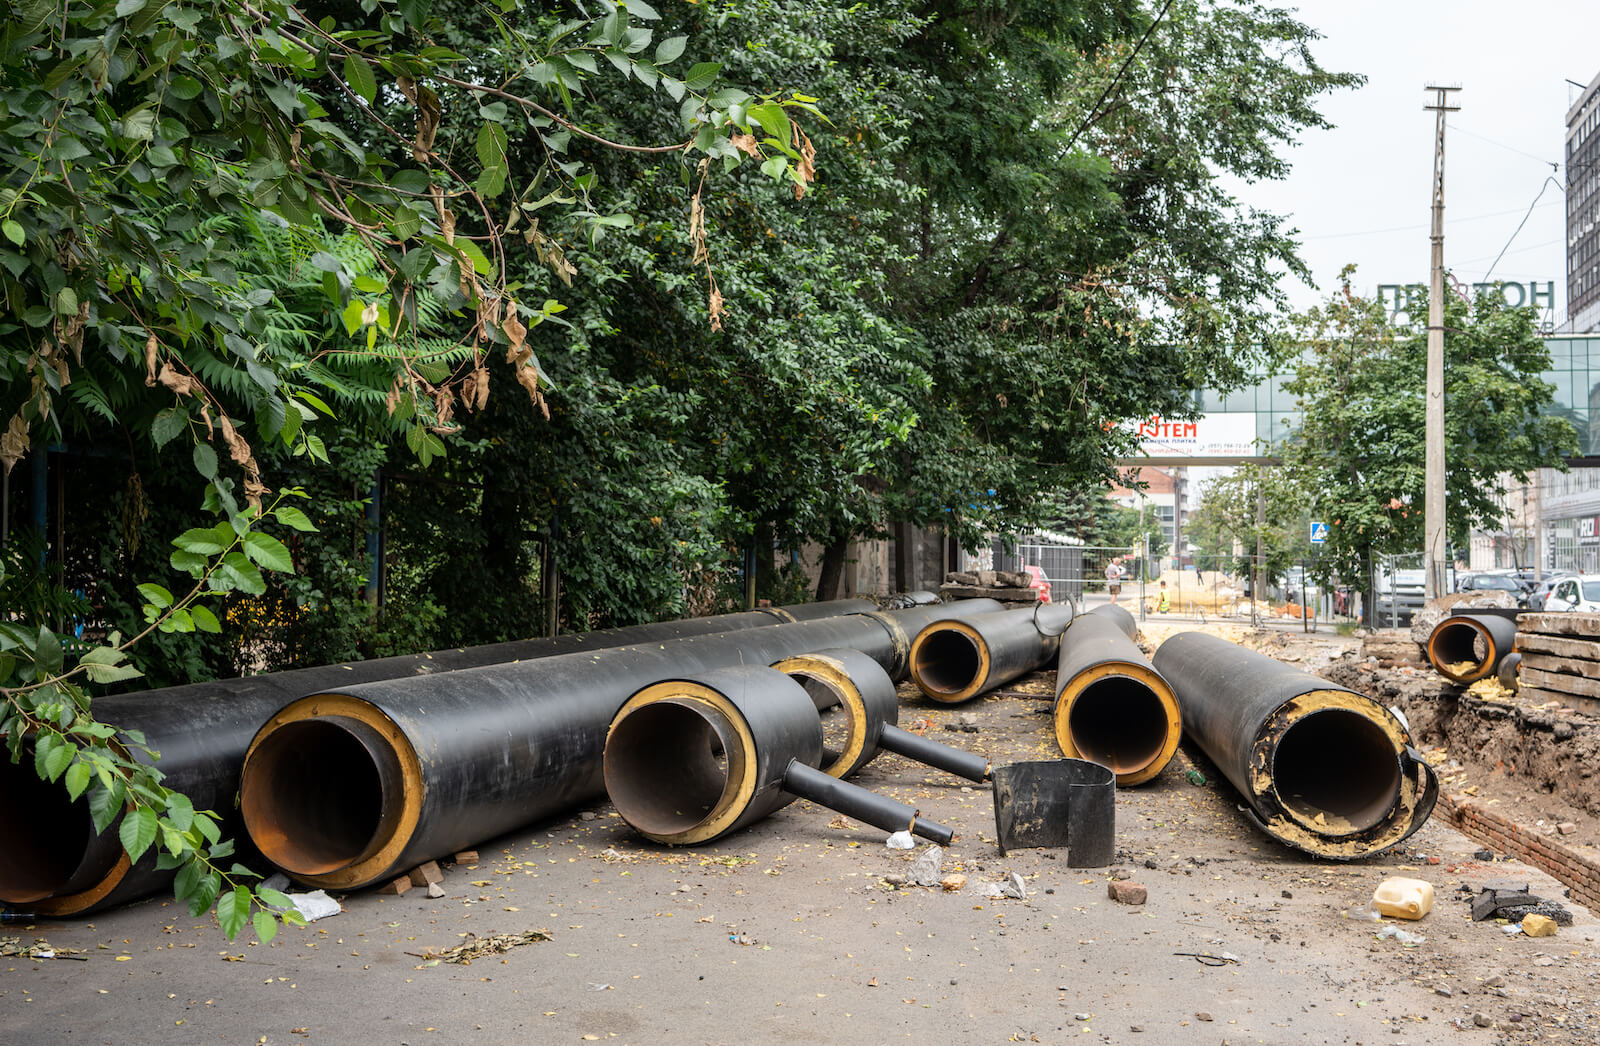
[1309,521,1329,544]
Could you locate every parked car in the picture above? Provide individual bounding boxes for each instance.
[1544,575,1600,614]
[1525,577,1561,611]
[1020,563,1052,603]
[1454,571,1531,606]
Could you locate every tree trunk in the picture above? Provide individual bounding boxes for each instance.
[754,520,777,600]
[816,536,850,601]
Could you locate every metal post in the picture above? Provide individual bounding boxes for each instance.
[744,538,757,611]
[364,472,381,607]
[1423,83,1461,600]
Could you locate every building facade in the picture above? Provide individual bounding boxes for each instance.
[1568,70,1600,334]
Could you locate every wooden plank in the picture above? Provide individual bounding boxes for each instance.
[1519,653,1600,680]
[1515,633,1600,660]
[1517,612,1600,637]
[938,585,1041,602]
[1521,666,1600,698]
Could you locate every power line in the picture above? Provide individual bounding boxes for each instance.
[1483,176,1565,284]
[1064,0,1177,153]
[1303,200,1561,241]
[1446,121,1559,171]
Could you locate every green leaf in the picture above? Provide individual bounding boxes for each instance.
[195,814,221,845]
[174,527,228,555]
[186,869,221,918]
[242,532,294,573]
[34,626,63,676]
[137,583,173,609]
[164,792,195,832]
[684,62,720,92]
[475,122,508,170]
[622,0,660,19]
[151,407,188,448]
[2,220,23,246]
[217,551,267,595]
[64,761,92,802]
[344,54,377,104]
[274,505,317,532]
[654,35,686,65]
[44,742,73,782]
[119,806,159,861]
[747,103,792,146]
[253,909,279,944]
[88,779,126,834]
[190,605,221,633]
[193,442,218,479]
[217,887,252,939]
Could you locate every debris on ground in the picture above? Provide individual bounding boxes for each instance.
[909,844,944,886]
[1522,913,1559,937]
[1,936,85,960]
[407,929,551,965]
[1108,880,1148,905]
[885,830,915,850]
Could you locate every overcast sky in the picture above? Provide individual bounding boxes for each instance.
[1232,1,1599,323]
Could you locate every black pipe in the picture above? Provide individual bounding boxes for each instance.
[239,602,999,890]
[1053,613,1180,786]
[1497,651,1522,690]
[604,666,951,845]
[1152,631,1437,859]
[1085,602,1137,640]
[771,598,877,622]
[909,604,1076,703]
[1427,612,1518,684]
[3,600,885,914]
[771,648,989,782]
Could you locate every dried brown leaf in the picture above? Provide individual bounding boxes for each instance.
[143,333,160,386]
[1,413,29,475]
[730,132,761,158]
[503,311,526,355]
[412,84,441,163]
[794,129,816,201]
[156,362,194,398]
[218,415,252,468]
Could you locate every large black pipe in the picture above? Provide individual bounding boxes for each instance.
[773,648,989,782]
[239,601,1002,890]
[1152,632,1437,859]
[1,599,885,914]
[1426,612,1518,684]
[909,604,1076,703]
[604,666,952,845]
[1053,613,1180,786]
[1085,602,1138,640]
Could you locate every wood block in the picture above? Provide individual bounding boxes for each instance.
[1522,667,1600,699]
[1520,653,1600,680]
[938,585,1041,602]
[408,860,444,887]
[453,851,479,865]
[1517,612,1600,637]
[378,876,411,896]
[1515,633,1600,661]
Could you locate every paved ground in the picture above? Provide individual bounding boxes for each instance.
[4,624,1598,1045]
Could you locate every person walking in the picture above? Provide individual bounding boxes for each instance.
[1105,556,1125,605]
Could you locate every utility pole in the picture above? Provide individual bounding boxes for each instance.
[1423,83,1461,600]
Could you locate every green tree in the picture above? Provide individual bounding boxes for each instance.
[1283,270,1577,593]
[1186,464,1302,579]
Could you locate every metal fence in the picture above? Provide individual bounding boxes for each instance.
[992,540,1348,629]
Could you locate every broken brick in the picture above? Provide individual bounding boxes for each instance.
[1108,880,1148,905]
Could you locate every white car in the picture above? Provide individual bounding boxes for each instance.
[1544,575,1600,613]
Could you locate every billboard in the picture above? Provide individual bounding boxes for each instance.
[1127,412,1260,460]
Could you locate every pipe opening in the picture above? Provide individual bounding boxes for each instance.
[605,701,739,836]
[1065,675,1171,775]
[1430,620,1490,677]
[789,673,855,771]
[913,630,983,695]
[0,753,96,904]
[241,717,399,876]
[1272,709,1401,833]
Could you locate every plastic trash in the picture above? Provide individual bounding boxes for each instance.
[1340,905,1382,921]
[289,889,342,922]
[1373,925,1425,946]
[1185,769,1207,786]
[910,845,944,887]
[886,830,915,850]
[1372,877,1434,920]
